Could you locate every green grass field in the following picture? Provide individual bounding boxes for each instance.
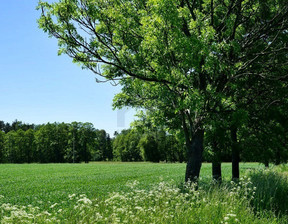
[0,162,287,223]
[0,162,262,205]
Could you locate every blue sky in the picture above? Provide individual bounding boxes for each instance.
[0,0,135,136]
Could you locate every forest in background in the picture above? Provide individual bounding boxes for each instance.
[0,119,184,163]
[0,120,112,163]
[0,117,287,166]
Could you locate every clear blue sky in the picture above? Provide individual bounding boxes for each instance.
[0,0,135,136]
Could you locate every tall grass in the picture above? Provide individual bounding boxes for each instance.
[1,176,287,223]
[249,166,288,216]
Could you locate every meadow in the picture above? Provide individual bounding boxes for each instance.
[0,162,288,223]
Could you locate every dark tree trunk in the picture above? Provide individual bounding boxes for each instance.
[264,160,269,168]
[231,127,240,180]
[212,160,222,182]
[212,140,222,182]
[275,148,281,165]
[185,129,204,182]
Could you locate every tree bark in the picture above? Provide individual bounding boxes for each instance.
[231,127,240,180]
[275,148,281,165]
[212,140,222,182]
[264,160,269,168]
[212,161,222,182]
[185,129,204,182]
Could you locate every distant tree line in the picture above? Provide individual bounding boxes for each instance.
[1,118,287,166]
[113,113,288,168]
[0,120,112,163]
[0,120,186,163]
[113,129,186,163]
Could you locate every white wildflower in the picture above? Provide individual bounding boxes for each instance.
[68,194,76,199]
[50,203,58,208]
[135,206,143,211]
[78,197,92,205]
[42,211,51,216]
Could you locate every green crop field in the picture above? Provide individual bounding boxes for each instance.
[1,162,287,223]
[0,162,261,205]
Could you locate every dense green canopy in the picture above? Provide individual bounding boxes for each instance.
[38,0,288,180]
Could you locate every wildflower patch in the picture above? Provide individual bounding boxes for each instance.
[0,177,284,223]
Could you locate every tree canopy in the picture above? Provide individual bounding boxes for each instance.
[38,0,288,181]
[0,121,113,164]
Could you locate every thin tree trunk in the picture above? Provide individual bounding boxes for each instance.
[264,160,269,168]
[275,148,281,165]
[231,127,240,180]
[185,129,204,182]
[212,140,222,182]
[212,161,222,182]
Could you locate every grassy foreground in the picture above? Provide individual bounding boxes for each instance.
[0,162,287,223]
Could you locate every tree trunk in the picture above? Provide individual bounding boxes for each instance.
[231,127,240,180]
[185,129,204,182]
[275,148,281,165]
[212,160,222,182]
[264,160,269,168]
[212,140,222,182]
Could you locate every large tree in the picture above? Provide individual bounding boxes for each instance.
[38,0,288,181]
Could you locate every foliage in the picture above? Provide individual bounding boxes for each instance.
[37,0,288,181]
[0,121,112,163]
[112,129,142,161]
[0,131,5,163]
[95,129,113,161]
[0,120,36,133]
[138,134,160,162]
[240,106,288,165]
[112,128,186,162]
